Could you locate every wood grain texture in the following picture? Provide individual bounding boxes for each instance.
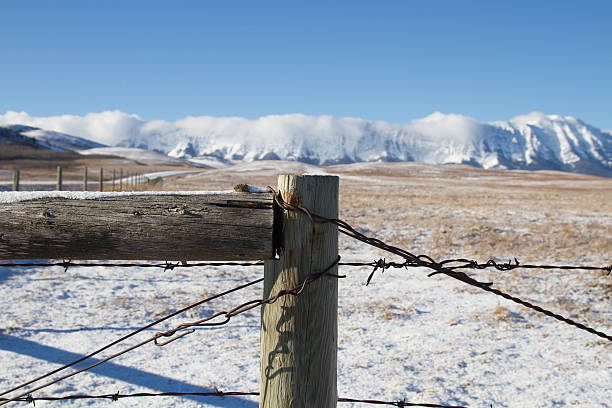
[261,175,339,408]
[0,193,274,260]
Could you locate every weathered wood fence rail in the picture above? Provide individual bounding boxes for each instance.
[0,193,275,261]
[0,174,339,408]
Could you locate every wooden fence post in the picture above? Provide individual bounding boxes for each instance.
[99,168,103,192]
[112,169,116,192]
[12,170,19,192]
[57,166,62,191]
[261,175,339,408]
[119,168,123,191]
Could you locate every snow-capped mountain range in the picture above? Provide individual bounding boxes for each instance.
[1,111,611,176]
[0,124,104,151]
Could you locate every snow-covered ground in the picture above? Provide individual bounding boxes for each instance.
[0,163,610,407]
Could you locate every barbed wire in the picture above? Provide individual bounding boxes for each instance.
[339,259,611,286]
[152,256,341,346]
[0,276,264,404]
[337,396,467,407]
[0,257,342,406]
[269,187,612,342]
[1,389,465,407]
[0,260,265,271]
[0,257,608,275]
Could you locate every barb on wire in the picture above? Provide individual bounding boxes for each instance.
[0,276,265,405]
[1,390,465,407]
[0,257,342,406]
[269,187,612,342]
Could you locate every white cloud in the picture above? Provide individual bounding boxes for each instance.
[409,112,481,142]
[0,110,144,146]
[0,110,487,150]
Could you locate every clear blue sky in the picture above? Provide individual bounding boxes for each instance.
[1,0,611,129]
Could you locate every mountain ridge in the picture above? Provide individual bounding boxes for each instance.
[0,125,105,152]
[1,111,611,177]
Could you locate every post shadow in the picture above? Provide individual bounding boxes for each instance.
[0,334,257,407]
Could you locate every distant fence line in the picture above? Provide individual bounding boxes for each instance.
[7,166,149,192]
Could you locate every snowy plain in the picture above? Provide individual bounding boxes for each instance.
[0,161,610,407]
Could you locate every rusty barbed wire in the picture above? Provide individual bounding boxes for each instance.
[269,187,612,342]
[0,257,342,406]
[1,390,466,407]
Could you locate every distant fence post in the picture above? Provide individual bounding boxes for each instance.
[56,166,62,191]
[119,168,123,191]
[261,175,339,408]
[99,168,103,192]
[12,170,19,192]
[83,167,88,192]
[112,169,116,192]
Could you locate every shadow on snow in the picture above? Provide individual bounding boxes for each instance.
[0,334,257,407]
